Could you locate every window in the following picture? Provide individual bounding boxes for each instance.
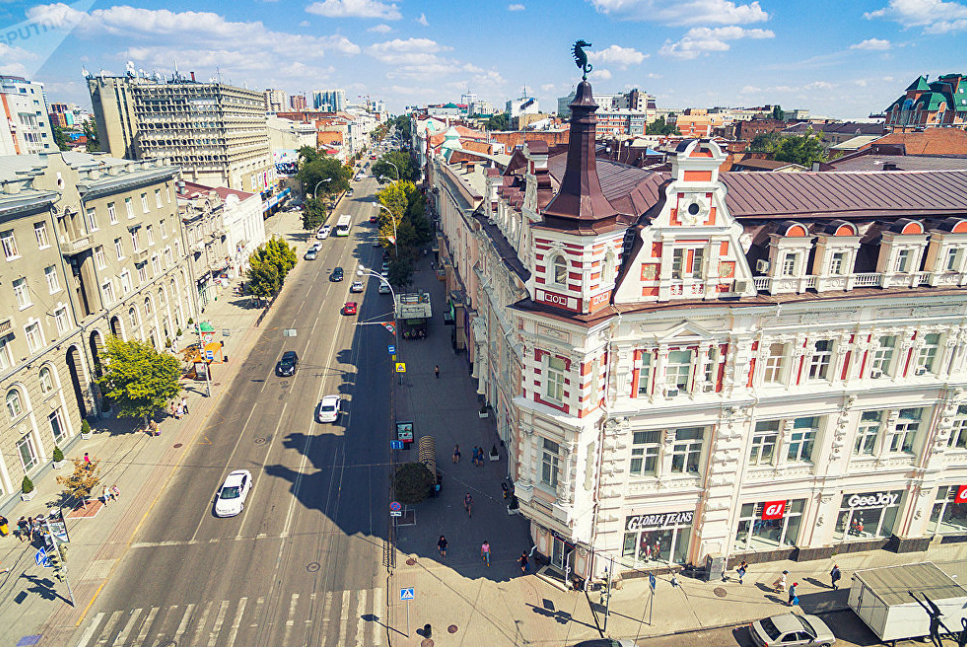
[855,411,882,455]
[890,408,921,453]
[16,434,38,472]
[2,230,19,259]
[164,248,173,266]
[630,431,661,476]
[665,349,693,394]
[120,271,132,294]
[541,438,560,488]
[25,321,43,352]
[829,252,846,275]
[125,197,134,218]
[39,367,54,393]
[781,254,797,276]
[86,208,98,232]
[602,250,616,284]
[155,189,162,208]
[13,277,31,308]
[834,490,902,541]
[672,249,684,279]
[146,225,154,245]
[129,307,139,329]
[102,280,115,305]
[949,406,967,450]
[6,389,24,418]
[808,340,832,380]
[95,245,107,269]
[151,255,161,275]
[636,352,652,396]
[34,222,50,248]
[946,249,959,272]
[871,336,896,376]
[894,249,911,273]
[734,500,806,552]
[108,202,118,224]
[671,428,703,473]
[763,342,786,383]
[130,230,140,252]
[144,297,152,316]
[160,219,168,239]
[928,486,967,536]
[787,417,819,462]
[54,307,69,334]
[115,237,124,260]
[49,408,66,442]
[916,333,940,375]
[137,264,147,284]
[545,355,566,402]
[141,192,149,213]
[166,186,171,203]
[45,266,60,293]
[552,255,568,285]
[691,249,704,278]
[0,337,11,369]
[750,420,779,465]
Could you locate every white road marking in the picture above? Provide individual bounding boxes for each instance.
[354,588,368,647]
[94,610,123,645]
[74,611,104,647]
[283,592,300,645]
[373,589,384,646]
[339,590,351,643]
[133,606,159,646]
[321,591,334,637]
[191,600,213,647]
[226,596,247,646]
[250,596,265,628]
[173,603,194,644]
[306,591,317,626]
[111,607,141,646]
[208,599,230,647]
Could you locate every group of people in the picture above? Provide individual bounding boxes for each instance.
[402,329,426,340]
[435,534,531,574]
[171,397,190,420]
[451,444,489,467]
[14,515,48,545]
[101,484,121,505]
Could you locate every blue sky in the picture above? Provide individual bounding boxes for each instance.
[1,0,966,119]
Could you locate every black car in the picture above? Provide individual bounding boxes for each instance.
[275,351,298,376]
[330,267,344,282]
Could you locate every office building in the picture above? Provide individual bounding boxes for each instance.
[0,76,55,156]
[312,89,346,113]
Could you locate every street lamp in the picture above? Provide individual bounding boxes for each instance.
[312,177,332,200]
[357,266,402,384]
[375,203,399,258]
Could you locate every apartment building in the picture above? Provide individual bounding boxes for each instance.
[87,72,275,193]
[886,74,967,131]
[312,89,346,113]
[1,76,55,156]
[0,152,195,504]
[263,88,288,114]
[429,79,967,584]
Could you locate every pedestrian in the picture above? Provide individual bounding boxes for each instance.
[111,484,121,501]
[481,540,491,567]
[788,582,798,606]
[149,420,160,437]
[434,365,440,379]
[27,517,37,543]
[181,397,189,415]
[437,535,448,558]
[452,444,461,463]
[830,564,842,590]
[518,551,529,573]
[773,570,787,594]
[737,560,748,584]
[175,405,183,420]
[102,485,111,506]
[0,515,9,538]
[17,517,28,542]
[83,452,91,470]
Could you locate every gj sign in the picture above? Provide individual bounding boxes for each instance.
[847,491,899,509]
[625,511,693,532]
[761,501,786,520]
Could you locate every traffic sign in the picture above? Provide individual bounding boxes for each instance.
[390,501,402,512]
[400,587,415,601]
[649,573,656,591]
[205,350,214,361]
[35,548,49,567]
[390,511,402,517]
[395,362,406,373]
[390,440,404,450]
[388,345,396,354]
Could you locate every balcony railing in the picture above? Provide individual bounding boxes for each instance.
[753,271,964,295]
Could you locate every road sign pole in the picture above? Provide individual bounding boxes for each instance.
[45,517,74,606]
[406,599,409,638]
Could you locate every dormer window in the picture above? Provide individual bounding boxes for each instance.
[894,249,911,273]
[829,252,846,275]
[672,247,705,279]
[945,248,960,272]
[602,249,616,285]
[781,254,798,276]
[552,255,568,286]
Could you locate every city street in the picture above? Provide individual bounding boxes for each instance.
[65,173,397,646]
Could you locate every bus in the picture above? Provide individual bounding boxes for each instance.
[335,214,352,237]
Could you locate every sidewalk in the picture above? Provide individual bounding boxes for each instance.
[0,204,321,644]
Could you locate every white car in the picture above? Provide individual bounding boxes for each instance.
[350,281,364,293]
[214,470,253,517]
[316,395,341,423]
[316,225,331,240]
[378,283,391,295]
[312,242,322,251]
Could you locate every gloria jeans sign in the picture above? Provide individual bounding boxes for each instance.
[625,510,694,532]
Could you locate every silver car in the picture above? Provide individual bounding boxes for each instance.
[750,614,835,647]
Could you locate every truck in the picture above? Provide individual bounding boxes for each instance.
[848,562,967,646]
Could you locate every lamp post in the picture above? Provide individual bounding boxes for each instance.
[375,203,399,259]
[357,266,401,384]
[312,177,332,200]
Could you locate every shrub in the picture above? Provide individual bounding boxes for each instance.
[393,462,435,505]
[187,317,194,325]
[53,446,64,462]
[81,419,91,435]
[176,328,183,337]
[22,475,34,494]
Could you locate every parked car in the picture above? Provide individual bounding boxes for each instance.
[373,238,382,248]
[750,614,835,647]
[304,250,317,260]
[369,215,379,223]
[330,267,344,282]
[378,283,391,295]
[381,261,390,272]
[315,395,341,423]
[213,470,253,517]
[350,281,364,293]
[317,225,331,240]
[343,301,358,315]
[275,350,298,376]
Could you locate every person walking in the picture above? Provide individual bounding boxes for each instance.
[452,444,461,464]
[83,452,91,470]
[737,560,748,584]
[788,582,799,606]
[434,365,440,379]
[437,535,448,558]
[17,517,28,542]
[518,552,529,573]
[102,485,111,506]
[464,493,473,519]
[111,484,121,501]
[181,397,189,415]
[830,564,842,590]
[773,570,788,594]
[0,515,9,538]
[481,540,491,567]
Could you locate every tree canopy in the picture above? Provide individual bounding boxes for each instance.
[646,117,680,136]
[246,236,298,299]
[750,129,826,167]
[771,105,785,121]
[57,456,101,503]
[373,151,418,184]
[301,198,328,231]
[82,118,100,152]
[96,336,182,423]
[53,124,71,151]
[391,114,412,141]
[296,149,352,198]
[485,112,512,131]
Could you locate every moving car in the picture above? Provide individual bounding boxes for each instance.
[316,395,341,423]
[372,238,382,247]
[275,350,298,376]
[330,267,344,282]
[304,249,317,260]
[350,281,364,293]
[213,470,253,517]
[312,242,322,251]
[343,301,358,315]
[378,283,391,295]
[369,215,379,223]
[750,614,835,647]
[316,225,331,240]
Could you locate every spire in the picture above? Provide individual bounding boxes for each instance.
[541,79,619,233]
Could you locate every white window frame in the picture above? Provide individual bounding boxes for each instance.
[34,222,50,248]
[544,355,566,403]
[551,255,568,286]
[125,197,134,218]
[146,225,155,246]
[13,277,31,309]
[102,280,115,305]
[750,420,779,466]
[781,253,797,276]
[855,410,882,455]
[115,237,124,260]
[541,438,560,488]
[86,207,98,232]
[829,251,846,275]
[95,245,107,269]
[808,339,833,380]
[670,427,704,474]
[0,337,11,369]
[141,192,149,213]
[629,430,661,477]
[895,249,911,273]
[2,230,20,259]
[763,342,786,384]
[665,349,694,394]
[871,335,896,377]
[916,333,941,375]
[155,189,163,208]
[120,271,132,294]
[6,388,24,418]
[24,320,43,352]
[137,264,148,284]
[787,417,819,463]
[889,408,921,454]
[108,202,118,224]
[130,230,140,252]
[636,352,652,396]
[54,307,70,334]
[45,266,60,293]
[39,366,54,393]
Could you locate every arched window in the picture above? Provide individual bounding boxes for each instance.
[129,307,139,329]
[158,288,166,305]
[552,255,568,285]
[39,367,54,394]
[602,250,616,285]
[6,389,24,418]
[144,297,152,315]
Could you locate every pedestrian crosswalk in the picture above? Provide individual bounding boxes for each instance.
[75,588,385,647]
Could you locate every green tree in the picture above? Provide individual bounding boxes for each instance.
[646,117,681,136]
[373,151,417,183]
[297,152,352,198]
[82,118,100,152]
[773,130,826,167]
[391,114,412,140]
[246,236,298,299]
[771,105,785,121]
[52,124,71,151]
[393,462,435,504]
[56,456,101,505]
[749,132,781,153]
[485,112,512,131]
[96,337,182,426]
[301,198,327,231]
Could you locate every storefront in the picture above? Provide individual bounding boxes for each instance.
[733,499,806,552]
[928,485,967,536]
[833,490,903,541]
[622,509,694,566]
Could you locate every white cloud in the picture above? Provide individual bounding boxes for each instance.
[367,38,462,77]
[865,0,967,33]
[739,84,762,93]
[416,13,429,26]
[659,25,773,59]
[508,3,526,9]
[590,68,612,80]
[368,23,392,32]
[804,80,835,90]
[854,79,869,87]
[587,44,648,69]
[299,20,310,26]
[850,37,891,50]
[305,0,401,20]
[541,83,558,92]
[590,0,768,25]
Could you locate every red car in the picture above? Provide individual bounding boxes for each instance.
[342,301,358,316]
[369,215,379,223]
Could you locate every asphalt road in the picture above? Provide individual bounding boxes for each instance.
[71,171,397,647]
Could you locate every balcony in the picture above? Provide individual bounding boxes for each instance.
[60,236,94,256]
[132,249,149,264]
[753,271,962,295]
[0,317,12,335]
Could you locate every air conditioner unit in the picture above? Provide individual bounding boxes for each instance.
[733,280,750,293]
[870,369,883,379]
[755,259,770,273]
[916,367,927,376]
[702,383,715,393]
[664,387,680,398]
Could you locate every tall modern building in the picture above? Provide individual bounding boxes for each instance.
[263,88,287,113]
[87,72,275,193]
[312,89,346,113]
[0,76,56,156]
[289,94,307,111]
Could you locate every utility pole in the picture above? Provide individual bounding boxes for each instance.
[45,516,75,606]
[603,554,614,633]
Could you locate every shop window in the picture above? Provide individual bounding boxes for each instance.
[733,500,805,552]
[541,438,559,488]
[889,408,921,454]
[949,406,967,450]
[670,427,704,474]
[833,491,902,541]
[870,336,896,377]
[750,420,779,466]
[928,486,967,535]
[763,343,786,384]
[622,510,694,566]
[854,411,883,455]
[664,350,693,396]
[916,333,940,375]
[808,340,833,380]
[544,356,566,403]
[630,431,661,477]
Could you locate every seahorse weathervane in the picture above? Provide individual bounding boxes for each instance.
[573,40,593,80]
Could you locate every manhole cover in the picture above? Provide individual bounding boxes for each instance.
[307,562,320,573]
[421,640,434,647]
[406,558,416,566]
[255,437,267,444]
[213,383,222,386]
[447,625,458,634]
[713,587,728,598]
[173,443,183,448]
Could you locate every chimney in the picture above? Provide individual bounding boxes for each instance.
[190,71,195,82]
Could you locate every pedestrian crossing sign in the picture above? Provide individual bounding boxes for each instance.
[400,588,415,601]
[395,362,406,373]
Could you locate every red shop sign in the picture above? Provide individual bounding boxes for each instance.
[761,501,786,520]
[956,485,967,504]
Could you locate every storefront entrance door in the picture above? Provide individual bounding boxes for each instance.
[552,537,566,570]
